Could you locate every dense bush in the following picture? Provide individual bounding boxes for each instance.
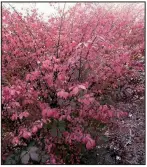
[2,3,144,164]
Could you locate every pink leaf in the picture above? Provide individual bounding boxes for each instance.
[107,110,113,118]
[44,74,53,86]
[11,113,18,121]
[71,41,77,47]
[47,109,55,117]
[32,126,38,134]
[19,113,24,119]
[117,111,128,118]
[10,89,16,96]
[42,60,51,69]
[22,131,31,139]
[47,144,53,152]
[79,98,90,105]
[37,122,43,129]
[86,139,96,150]
[82,134,91,144]
[115,66,121,75]
[67,115,72,121]
[12,136,19,145]
[42,108,58,118]
[78,95,95,105]
[57,90,69,99]
[23,111,29,118]
[42,109,48,118]
[53,111,59,119]
[78,85,86,90]
[31,70,40,80]
[11,102,20,108]
[70,87,79,96]
[58,74,66,81]
[26,74,31,81]
[22,131,32,139]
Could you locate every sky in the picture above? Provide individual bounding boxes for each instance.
[2,2,75,21]
[2,2,144,22]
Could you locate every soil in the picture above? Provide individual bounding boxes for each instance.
[81,92,145,165]
[111,97,145,165]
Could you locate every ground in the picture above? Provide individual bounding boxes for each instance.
[81,89,145,165]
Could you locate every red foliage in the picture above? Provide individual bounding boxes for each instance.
[2,3,144,164]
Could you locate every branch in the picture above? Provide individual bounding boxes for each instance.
[56,3,66,58]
